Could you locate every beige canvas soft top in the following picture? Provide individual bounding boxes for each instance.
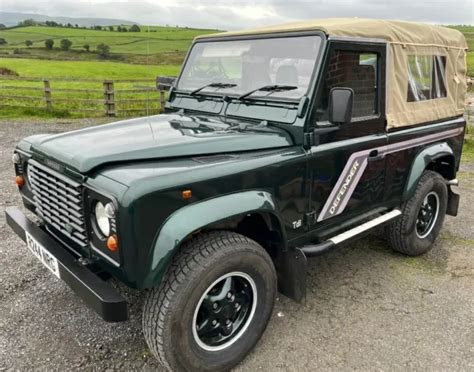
[196,18,468,129]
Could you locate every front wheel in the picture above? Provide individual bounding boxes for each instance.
[386,170,448,256]
[143,231,277,371]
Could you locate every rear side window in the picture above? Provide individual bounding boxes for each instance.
[407,55,447,102]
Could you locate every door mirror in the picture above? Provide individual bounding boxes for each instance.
[328,87,354,125]
[156,76,176,91]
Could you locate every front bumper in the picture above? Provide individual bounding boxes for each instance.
[5,206,128,322]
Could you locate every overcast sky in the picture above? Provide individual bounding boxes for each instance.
[1,0,472,29]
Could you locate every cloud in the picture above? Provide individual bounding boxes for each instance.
[0,0,472,29]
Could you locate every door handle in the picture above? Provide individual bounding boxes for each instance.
[368,149,384,162]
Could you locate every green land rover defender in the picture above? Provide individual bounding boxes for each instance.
[6,18,468,371]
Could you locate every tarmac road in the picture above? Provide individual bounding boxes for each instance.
[0,118,472,371]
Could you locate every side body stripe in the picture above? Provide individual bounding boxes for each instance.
[317,126,463,222]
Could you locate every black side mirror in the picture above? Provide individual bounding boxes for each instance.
[156,76,176,91]
[328,87,353,125]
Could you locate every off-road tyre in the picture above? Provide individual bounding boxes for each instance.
[142,231,277,371]
[386,170,447,256]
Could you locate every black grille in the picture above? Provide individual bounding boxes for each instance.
[28,159,88,248]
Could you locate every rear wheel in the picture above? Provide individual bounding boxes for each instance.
[386,170,447,256]
[142,231,276,371]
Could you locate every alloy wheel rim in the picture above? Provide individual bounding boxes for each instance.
[416,191,440,239]
[192,271,257,351]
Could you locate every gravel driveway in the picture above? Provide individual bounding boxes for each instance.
[0,118,473,371]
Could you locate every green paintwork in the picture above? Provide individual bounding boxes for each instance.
[403,142,455,200]
[23,113,294,173]
[141,191,283,288]
[96,145,306,287]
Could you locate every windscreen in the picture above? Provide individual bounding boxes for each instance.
[177,35,322,100]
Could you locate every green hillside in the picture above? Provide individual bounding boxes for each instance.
[0,25,218,64]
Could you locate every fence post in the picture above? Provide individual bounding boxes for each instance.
[43,79,52,111]
[160,90,166,113]
[103,80,115,117]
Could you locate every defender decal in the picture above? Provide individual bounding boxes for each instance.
[317,127,463,222]
[329,159,360,215]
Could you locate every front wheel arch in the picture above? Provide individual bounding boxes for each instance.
[141,191,287,289]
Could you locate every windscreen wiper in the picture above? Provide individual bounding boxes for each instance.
[230,120,281,133]
[237,84,298,100]
[190,82,237,96]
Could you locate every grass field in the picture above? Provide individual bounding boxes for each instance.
[0,25,208,118]
[0,58,182,119]
[0,57,179,79]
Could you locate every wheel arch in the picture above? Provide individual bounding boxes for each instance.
[403,142,455,201]
[141,191,288,289]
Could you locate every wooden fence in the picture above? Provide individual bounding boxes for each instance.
[0,76,175,117]
[1,75,472,118]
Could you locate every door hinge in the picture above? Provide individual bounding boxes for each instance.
[305,210,318,226]
[304,132,314,147]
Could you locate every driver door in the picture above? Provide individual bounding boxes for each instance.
[307,41,388,234]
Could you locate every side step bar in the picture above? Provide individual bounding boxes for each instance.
[300,209,402,257]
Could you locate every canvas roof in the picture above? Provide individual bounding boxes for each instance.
[197,18,467,50]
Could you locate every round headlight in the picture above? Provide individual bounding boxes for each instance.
[95,202,110,237]
[12,153,21,165]
[104,202,115,219]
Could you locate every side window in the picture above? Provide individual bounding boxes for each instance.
[407,55,447,102]
[318,50,378,120]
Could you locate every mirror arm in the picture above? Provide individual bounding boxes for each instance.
[305,126,339,147]
[312,126,339,146]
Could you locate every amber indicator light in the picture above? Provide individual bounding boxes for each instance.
[107,235,118,252]
[15,176,25,187]
[182,189,192,200]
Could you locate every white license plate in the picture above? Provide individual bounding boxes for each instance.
[25,231,60,279]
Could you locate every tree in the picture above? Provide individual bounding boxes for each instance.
[67,23,73,28]
[18,19,36,27]
[0,24,6,29]
[44,39,54,50]
[83,44,90,52]
[60,38,72,51]
[0,38,7,45]
[130,24,141,32]
[94,25,102,31]
[75,24,79,28]
[96,43,110,58]
[25,40,33,47]
[108,25,114,31]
